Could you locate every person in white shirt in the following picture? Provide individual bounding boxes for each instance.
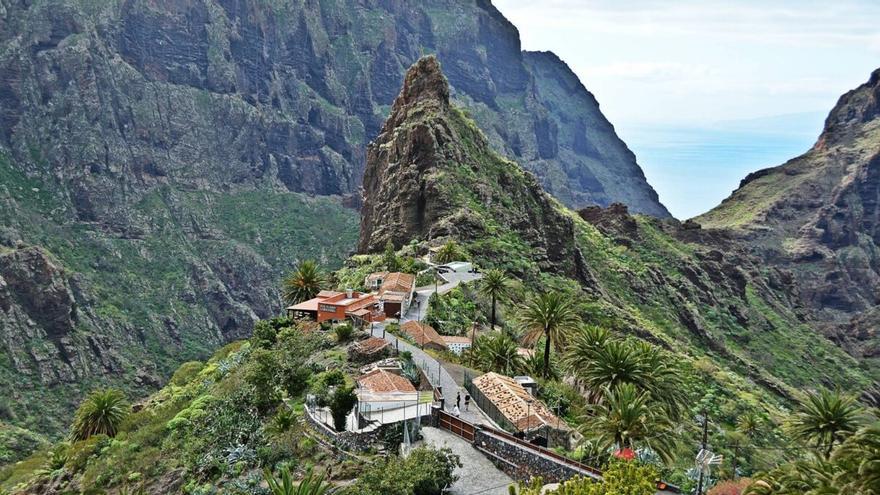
[452,405,461,417]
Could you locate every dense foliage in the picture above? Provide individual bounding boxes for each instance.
[515,461,658,494]
[341,447,461,495]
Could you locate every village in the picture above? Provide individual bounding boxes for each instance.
[283,255,680,495]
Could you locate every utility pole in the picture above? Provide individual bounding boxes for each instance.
[732,442,739,480]
[697,409,709,495]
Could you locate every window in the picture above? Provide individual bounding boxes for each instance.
[319,304,336,313]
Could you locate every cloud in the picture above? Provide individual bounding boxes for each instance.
[496,0,880,48]
[587,62,716,82]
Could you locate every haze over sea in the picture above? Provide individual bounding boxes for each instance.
[620,112,825,219]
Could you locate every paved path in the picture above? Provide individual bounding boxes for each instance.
[420,427,513,495]
[370,323,486,425]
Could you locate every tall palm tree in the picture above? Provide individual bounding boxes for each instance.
[70,389,129,441]
[584,382,677,463]
[789,389,862,459]
[282,260,324,305]
[264,466,331,495]
[519,292,582,378]
[479,269,509,331]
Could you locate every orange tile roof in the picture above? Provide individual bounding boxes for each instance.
[286,291,342,312]
[379,272,415,296]
[400,320,446,348]
[471,372,562,432]
[357,368,416,393]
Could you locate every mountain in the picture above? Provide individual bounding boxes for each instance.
[698,68,880,364]
[0,0,668,437]
[359,57,871,405]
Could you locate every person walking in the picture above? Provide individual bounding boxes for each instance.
[456,392,461,409]
[464,393,471,411]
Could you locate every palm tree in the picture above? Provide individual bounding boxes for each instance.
[584,382,677,463]
[264,466,331,495]
[282,260,324,305]
[434,240,464,264]
[479,269,509,331]
[789,389,862,459]
[518,292,581,378]
[832,423,880,493]
[737,412,765,440]
[70,389,129,441]
[466,332,523,376]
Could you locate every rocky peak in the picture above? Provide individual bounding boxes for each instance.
[817,67,880,148]
[358,56,580,278]
[393,56,450,113]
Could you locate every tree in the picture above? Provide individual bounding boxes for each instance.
[264,466,331,495]
[518,292,582,378]
[434,240,465,264]
[479,269,510,331]
[466,332,524,376]
[789,389,862,459]
[583,383,677,463]
[563,332,685,418]
[832,423,880,493]
[383,240,401,271]
[282,260,324,305]
[736,412,764,440]
[70,389,129,441]
[329,386,357,432]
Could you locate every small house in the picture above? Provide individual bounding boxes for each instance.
[400,321,447,351]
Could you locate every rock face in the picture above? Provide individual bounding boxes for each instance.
[698,68,880,359]
[359,57,578,278]
[358,58,870,399]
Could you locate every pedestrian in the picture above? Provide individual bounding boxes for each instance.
[456,392,461,409]
[453,404,461,417]
[464,393,471,411]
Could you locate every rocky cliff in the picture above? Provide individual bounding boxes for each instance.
[358,56,580,279]
[698,68,880,360]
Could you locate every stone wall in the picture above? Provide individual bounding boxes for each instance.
[303,406,383,452]
[472,428,597,484]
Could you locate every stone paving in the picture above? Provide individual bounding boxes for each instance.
[420,426,513,495]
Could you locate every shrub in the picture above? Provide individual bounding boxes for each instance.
[344,446,460,495]
[170,361,205,386]
[244,349,282,412]
[71,389,130,441]
[708,479,752,495]
[334,323,354,342]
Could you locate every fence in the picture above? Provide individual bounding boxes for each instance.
[436,409,476,442]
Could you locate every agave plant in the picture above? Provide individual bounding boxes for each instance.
[70,388,129,441]
[264,466,331,495]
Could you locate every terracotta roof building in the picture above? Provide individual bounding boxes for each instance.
[366,272,416,318]
[468,372,570,448]
[400,320,447,351]
[357,368,416,394]
[286,289,386,324]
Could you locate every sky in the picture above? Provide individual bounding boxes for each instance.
[493,0,880,218]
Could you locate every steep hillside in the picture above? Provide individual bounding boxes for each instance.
[0,0,667,437]
[0,0,668,434]
[698,68,880,364]
[360,57,872,402]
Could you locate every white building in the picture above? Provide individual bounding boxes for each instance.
[442,335,472,355]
